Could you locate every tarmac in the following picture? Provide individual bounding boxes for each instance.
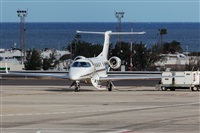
[0,85,199,133]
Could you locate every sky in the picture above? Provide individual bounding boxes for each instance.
[0,0,199,22]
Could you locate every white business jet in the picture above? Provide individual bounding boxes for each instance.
[6,30,166,91]
[69,30,147,91]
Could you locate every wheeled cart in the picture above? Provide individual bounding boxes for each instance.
[156,71,200,91]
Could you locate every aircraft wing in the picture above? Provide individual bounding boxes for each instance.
[6,71,69,79]
[99,75,176,81]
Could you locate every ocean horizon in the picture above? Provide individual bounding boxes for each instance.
[1,22,200,52]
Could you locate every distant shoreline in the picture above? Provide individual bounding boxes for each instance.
[1,22,200,24]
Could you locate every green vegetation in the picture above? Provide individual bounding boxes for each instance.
[162,41,183,54]
[186,52,200,71]
[42,51,58,70]
[185,58,200,71]
[158,28,167,45]
[67,34,102,58]
[110,42,130,64]
[24,49,68,70]
[189,52,200,56]
[25,49,42,70]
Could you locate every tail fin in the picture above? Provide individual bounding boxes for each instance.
[77,30,110,58]
[76,30,146,59]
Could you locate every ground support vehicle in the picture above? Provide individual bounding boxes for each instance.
[156,71,200,91]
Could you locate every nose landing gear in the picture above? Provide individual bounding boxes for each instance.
[70,81,80,92]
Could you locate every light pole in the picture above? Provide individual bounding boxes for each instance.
[186,45,189,64]
[130,22,133,71]
[115,11,124,49]
[17,9,27,64]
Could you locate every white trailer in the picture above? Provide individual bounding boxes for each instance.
[156,71,200,91]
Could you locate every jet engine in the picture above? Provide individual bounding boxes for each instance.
[108,56,121,69]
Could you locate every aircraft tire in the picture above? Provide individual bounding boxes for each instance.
[108,83,112,91]
[74,87,80,92]
[161,86,167,91]
[193,86,199,91]
[190,87,194,91]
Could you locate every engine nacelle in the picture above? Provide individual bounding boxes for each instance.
[108,56,121,69]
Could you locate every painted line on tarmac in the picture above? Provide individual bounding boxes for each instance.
[106,129,134,133]
[1,102,199,117]
[36,129,134,133]
[2,128,135,133]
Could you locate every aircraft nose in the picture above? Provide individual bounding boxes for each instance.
[69,68,80,80]
[69,74,79,81]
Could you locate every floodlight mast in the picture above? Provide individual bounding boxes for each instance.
[130,22,133,71]
[115,11,124,49]
[17,9,28,64]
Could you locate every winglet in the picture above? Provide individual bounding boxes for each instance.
[5,63,9,74]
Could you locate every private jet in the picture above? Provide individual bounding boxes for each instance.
[6,30,167,91]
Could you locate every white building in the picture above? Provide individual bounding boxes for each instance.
[0,48,71,71]
[155,53,199,71]
[0,49,24,70]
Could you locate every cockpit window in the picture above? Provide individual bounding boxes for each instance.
[71,61,91,67]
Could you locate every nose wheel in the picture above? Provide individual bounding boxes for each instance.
[70,81,80,92]
[74,81,80,92]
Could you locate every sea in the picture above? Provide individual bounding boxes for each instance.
[0,22,200,52]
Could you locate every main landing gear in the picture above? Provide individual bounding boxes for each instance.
[70,81,80,92]
[70,80,114,92]
[107,81,114,91]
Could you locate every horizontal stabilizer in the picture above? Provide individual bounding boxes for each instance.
[111,31,146,35]
[76,30,105,34]
[77,30,146,35]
